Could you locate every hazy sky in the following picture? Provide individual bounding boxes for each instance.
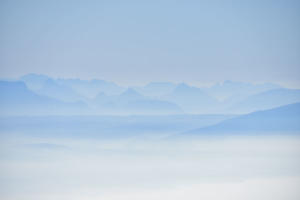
[0,0,299,86]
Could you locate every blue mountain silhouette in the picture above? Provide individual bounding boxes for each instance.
[187,102,300,134]
[0,81,88,115]
[230,88,300,113]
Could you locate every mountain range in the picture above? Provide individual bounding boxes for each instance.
[20,74,125,99]
[91,88,182,115]
[162,83,219,113]
[0,80,87,115]
[1,73,300,115]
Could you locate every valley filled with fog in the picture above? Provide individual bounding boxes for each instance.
[1,74,300,199]
[1,0,300,199]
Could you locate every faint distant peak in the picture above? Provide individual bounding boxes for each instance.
[176,82,192,89]
[43,78,57,85]
[223,80,235,85]
[90,79,109,84]
[121,88,142,96]
[218,80,250,87]
[145,82,176,87]
[20,73,51,81]
[174,83,202,92]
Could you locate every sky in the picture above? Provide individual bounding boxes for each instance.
[0,0,299,87]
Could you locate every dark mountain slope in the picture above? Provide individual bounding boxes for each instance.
[186,102,300,134]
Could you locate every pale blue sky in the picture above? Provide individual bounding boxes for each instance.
[0,0,299,86]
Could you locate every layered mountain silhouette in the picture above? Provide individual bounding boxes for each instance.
[56,78,124,97]
[21,73,124,98]
[204,80,280,102]
[92,88,182,115]
[37,79,84,102]
[0,81,88,115]
[163,83,219,113]
[186,102,300,134]
[134,82,177,97]
[2,74,300,115]
[20,73,50,91]
[230,88,300,113]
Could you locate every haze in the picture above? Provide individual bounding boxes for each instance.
[1,0,300,87]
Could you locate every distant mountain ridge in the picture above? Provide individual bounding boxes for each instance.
[229,88,300,113]
[37,79,85,102]
[20,73,51,91]
[92,88,182,115]
[162,83,219,114]
[134,82,177,97]
[0,80,88,115]
[20,73,125,98]
[204,80,281,101]
[186,102,300,135]
[1,74,299,115]
[56,78,124,97]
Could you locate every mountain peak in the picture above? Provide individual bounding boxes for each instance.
[20,73,51,81]
[145,82,176,87]
[175,83,192,90]
[173,83,201,93]
[121,88,142,96]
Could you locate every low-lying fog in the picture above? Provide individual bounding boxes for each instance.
[1,133,300,200]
